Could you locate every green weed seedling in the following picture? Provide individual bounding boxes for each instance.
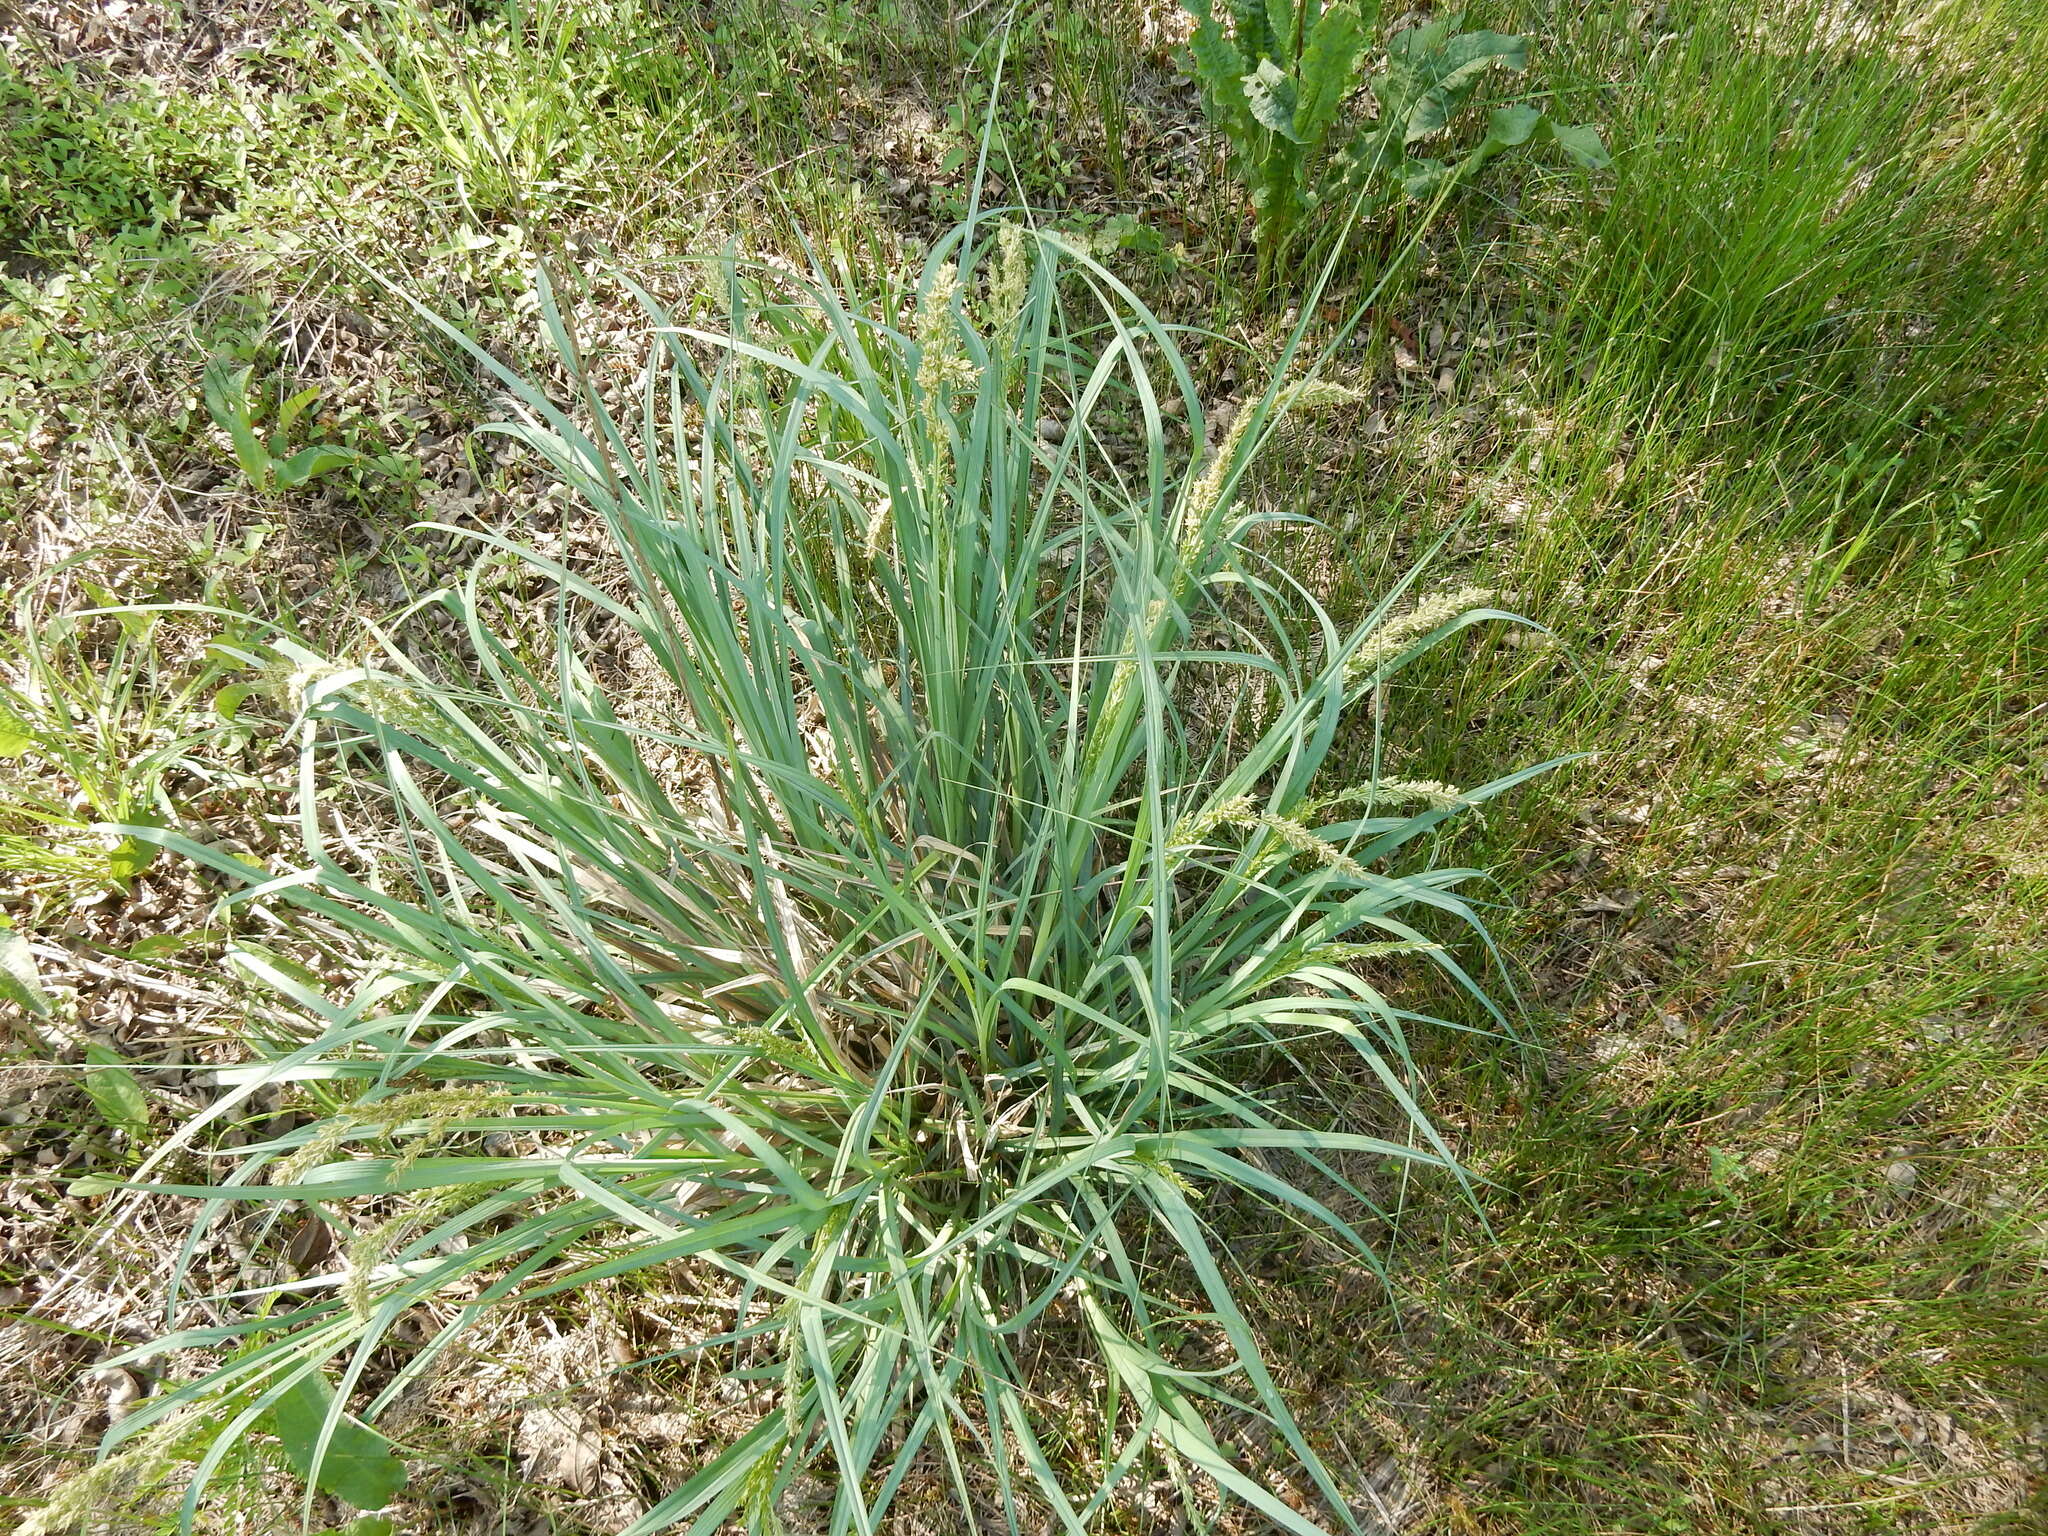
[201,356,363,495]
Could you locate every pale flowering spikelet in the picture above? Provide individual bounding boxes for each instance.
[1377,778,1467,812]
[272,1086,508,1186]
[1279,379,1369,412]
[1347,586,1496,683]
[1176,379,1368,566]
[910,263,977,504]
[1168,793,1257,847]
[266,655,347,715]
[863,495,895,559]
[1318,778,1470,814]
[345,1209,411,1321]
[344,1186,470,1319]
[913,263,978,399]
[1252,810,1366,880]
[354,677,447,739]
[1169,794,1365,880]
[16,1409,203,1536]
[1096,596,1173,737]
[1176,401,1257,564]
[272,1116,355,1188]
[914,261,959,336]
[1311,939,1444,963]
[985,221,1030,339]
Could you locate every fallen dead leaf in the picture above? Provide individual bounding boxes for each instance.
[521,1402,603,1492]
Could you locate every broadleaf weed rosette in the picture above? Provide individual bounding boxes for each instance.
[96,221,1563,1533]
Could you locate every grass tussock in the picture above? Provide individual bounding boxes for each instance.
[93,230,1552,1531]
[0,0,2042,1531]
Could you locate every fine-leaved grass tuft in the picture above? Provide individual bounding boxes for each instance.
[99,220,1556,1532]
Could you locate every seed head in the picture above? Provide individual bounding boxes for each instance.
[1347,587,1496,683]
